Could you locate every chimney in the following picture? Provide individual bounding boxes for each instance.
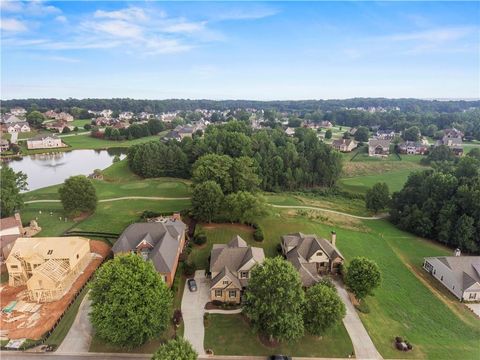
[454,248,461,257]
[331,231,337,247]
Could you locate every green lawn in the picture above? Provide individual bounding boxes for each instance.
[204,314,353,357]
[62,133,165,150]
[102,159,142,182]
[70,119,92,128]
[21,202,76,236]
[339,168,420,194]
[45,286,89,348]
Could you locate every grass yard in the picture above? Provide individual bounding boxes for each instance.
[70,119,92,128]
[204,314,353,357]
[101,159,141,182]
[45,286,89,348]
[62,133,164,150]
[20,202,76,236]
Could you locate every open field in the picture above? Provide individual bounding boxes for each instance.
[62,133,164,150]
[204,314,353,357]
[70,119,91,128]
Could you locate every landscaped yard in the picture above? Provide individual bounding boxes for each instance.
[61,132,165,150]
[204,314,353,357]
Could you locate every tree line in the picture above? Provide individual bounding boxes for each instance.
[390,155,480,253]
[128,121,343,192]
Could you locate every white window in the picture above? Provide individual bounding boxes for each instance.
[215,290,222,297]
[240,271,248,279]
[223,280,229,285]
[229,290,236,298]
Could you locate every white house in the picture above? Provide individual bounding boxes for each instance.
[285,127,296,136]
[27,134,65,150]
[5,122,30,133]
[10,107,27,117]
[423,255,480,301]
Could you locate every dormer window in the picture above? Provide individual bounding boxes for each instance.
[140,249,150,260]
[223,280,229,285]
[47,250,53,255]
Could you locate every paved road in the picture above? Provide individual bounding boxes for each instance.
[270,204,387,220]
[56,293,92,353]
[25,197,190,204]
[334,280,383,359]
[181,270,210,355]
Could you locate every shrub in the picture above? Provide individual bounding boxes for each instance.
[84,124,92,130]
[395,337,403,343]
[183,261,196,276]
[318,277,335,290]
[193,232,207,245]
[173,310,182,325]
[212,300,223,307]
[253,227,264,242]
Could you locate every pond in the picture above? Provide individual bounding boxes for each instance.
[3,149,126,191]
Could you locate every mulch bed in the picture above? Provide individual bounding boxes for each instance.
[204,302,242,310]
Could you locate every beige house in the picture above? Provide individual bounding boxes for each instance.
[368,139,391,157]
[5,237,91,302]
[281,232,344,287]
[210,236,265,304]
[332,138,357,152]
[27,135,65,150]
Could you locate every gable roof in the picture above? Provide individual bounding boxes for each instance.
[29,134,59,141]
[369,139,391,148]
[332,138,355,147]
[425,256,480,291]
[113,221,186,273]
[211,266,242,289]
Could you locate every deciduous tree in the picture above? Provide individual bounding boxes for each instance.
[344,257,382,301]
[191,181,224,222]
[152,338,197,360]
[58,175,97,216]
[0,165,27,217]
[365,182,390,213]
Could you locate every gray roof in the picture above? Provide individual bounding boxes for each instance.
[29,134,58,141]
[210,235,265,288]
[369,139,391,148]
[6,121,29,127]
[113,221,186,273]
[332,138,355,147]
[2,115,23,123]
[282,232,344,287]
[425,256,480,290]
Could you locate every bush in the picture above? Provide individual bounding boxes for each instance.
[193,232,207,245]
[212,300,223,307]
[84,124,92,130]
[173,310,182,325]
[183,261,196,276]
[318,277,335,290]
[395,337,403,343]
[253,227,264,242]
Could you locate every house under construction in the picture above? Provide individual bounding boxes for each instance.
[5,237,91,303]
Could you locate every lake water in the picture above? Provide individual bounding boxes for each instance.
[3,149,126,191]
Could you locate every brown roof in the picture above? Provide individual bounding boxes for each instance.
[0,216,22,230]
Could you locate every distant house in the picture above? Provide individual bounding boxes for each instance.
[375,129,396,140]
[10,107,27,117]
[6,236,91,302]
[112,220,187,287]
[368,139,391,157]
[320,121,333,129]
[332,138,357,152]
[1,115,23,124]
[436,128,464,155]
[210,236,265,304]
[281,232,344,287]
[423,255,480,301]
[398,141,429,155]
[119,112,134,121]
[100,109,113,118]
[57,112,74,122]
[165,125,195,141]
[285,127,296,136]
[349,127,358,136]
[0,138,10,152]
[27,134,65,150]
[44,121,70,133]
[4,122,30,134]
[44,110,58,119]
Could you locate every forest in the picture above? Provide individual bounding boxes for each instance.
[128,121,343,192]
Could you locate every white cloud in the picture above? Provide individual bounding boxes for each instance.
[94,7,150,22]
[55,15,67,23]
[386,26,475,43]
[212,6,279,21]
[162,20,206,34]
[84,20,143,39]
[0,18,28,32]
[1,0,61,16]
[46,55,81,63]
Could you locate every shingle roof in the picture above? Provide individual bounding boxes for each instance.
[113,221,186,273]
[369,139,391,148]
[425,256,480,290]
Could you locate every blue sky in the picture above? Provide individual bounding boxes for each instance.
[1,1,479,100]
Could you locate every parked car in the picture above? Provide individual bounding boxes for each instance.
[187,278,197,292]
[270,356,292,360]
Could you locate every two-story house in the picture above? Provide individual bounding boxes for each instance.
[209,235,265,304]
[368,139,391,157]
[112,219,186,287]
[332,138,357,152]
[281,232,344,287]
[6,237,91,302]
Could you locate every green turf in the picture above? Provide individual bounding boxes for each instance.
[204,314,353,357]
[20,202,76,236]
[70,119,92,128]
[45,286,89,348]
[61,133,165,150]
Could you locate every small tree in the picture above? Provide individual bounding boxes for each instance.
[26,110,45,127]
[1,165,28,217]
[244,257,305,342]
[58,175,97,216]
[191,181,224,222]
[325,129,333,139]
[365,182,390,214]
[152,338,197,360]
[354,126,369,142]
[90,254,173,348]
[344,257,382,301]
[62,126,71,134]
[304,283,346,335]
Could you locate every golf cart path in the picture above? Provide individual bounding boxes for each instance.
[24,196,190,204]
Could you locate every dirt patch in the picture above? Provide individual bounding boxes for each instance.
[343,161,423,178]
[1,240,110,340]
[285,209,369,232]
[202,223,254,233]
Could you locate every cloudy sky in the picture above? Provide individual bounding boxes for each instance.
[1,1,479,100]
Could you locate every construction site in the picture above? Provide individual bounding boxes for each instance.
[0,240,110,341]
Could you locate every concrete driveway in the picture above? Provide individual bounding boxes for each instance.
[334,280,383,359]
[56,292,93,353]
[181,270,210,355]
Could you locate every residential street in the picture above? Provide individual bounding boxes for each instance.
[334,280,383,359]
[56,293,93,353]
[181,270,210,355]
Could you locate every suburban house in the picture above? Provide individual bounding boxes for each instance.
[10,107,27,117]
[375,129,396,140]
[44,110,58,119]
[320,121,333,128]
[398,141,429,155]
[57,112,74,122]
[112,219,187,287]
[436,128,464,155]
[165,125,196,141]
[5,237,91,302]
[423,255,480,301]
[332,138,357,152]
[349,127,358,136]
[368,139,391,157]
[1,115,23,124]
[281,232,344,287]
[3,122,30,134]
[285,127,296,136]
[119,111,134,120]
[0,139,10,152]
[209,235,265,304]
[45,121,71,133]
[0,214,25,265]
[27,134,65,150]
